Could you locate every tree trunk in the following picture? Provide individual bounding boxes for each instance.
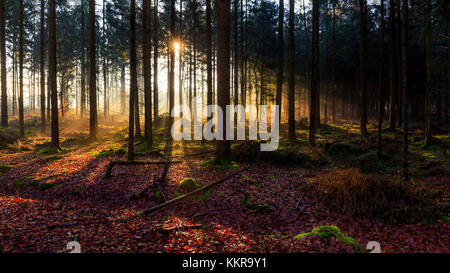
[153,0,159,121]
[49,0,59,147]
[424,0,432,145]
[288,0,295,141]
[310,0,319,147]
[89,0,98,139]
[128,0,137,161]
[168,0,175,128]
[206,0,212,108]
[359,0,368,135]
[143,0,153,145]
[401,0,408,180]
[0,0,7,127]
[331,2,336,124]
[388,0,396,130]
[240,0,246,107]
[233,0,239,107]
[216,0,231,159]
[19,0,24,137]
[377,0,385,158]
[276,0,284,125]
[103,0,108,119]
[80,2,86,118]
[40,0,45,132]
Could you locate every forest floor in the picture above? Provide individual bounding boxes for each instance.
[0,115,449,253]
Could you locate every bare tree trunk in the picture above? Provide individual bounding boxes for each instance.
[233,0,239,107]
[143,0,153,145]
[288,0,295,141]
[128,0,137,161]
[424,0,432,145]
[401,0,408,180]
[216,0,231,159]
[19,0,24,137]
[0,0,7,127]
[388,0,396,130]
[153,0,159,121]
[240,0,246,107]
[168,0,175,128]
[49,0,59,147]
[40,0,47,130]
[89,0,98,139]
[80,2,86,118]
[276,0,284,125]
[310,0,319,147]
[206,0,212,109]
[103,0,108,119]
[377,0,385,158]
[359,0,368,135]
[331,2,336,124]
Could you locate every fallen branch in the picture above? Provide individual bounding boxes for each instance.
[104,160,182,179]
[47,166,251,230]
[160,224,210,233]
[128,166,251,220]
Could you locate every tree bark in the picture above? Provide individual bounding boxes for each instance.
[153,0,159,121]
[216,0,231,159]
[310,0,319,147]
[206,0,212,108]
[89,0,98,139]
[276,0,284,125]
[359,0,368,135]
[168,0,175,128]
[19,0,24,137]
[40,0,46,132]
[0,0,7,127]
[401,0,408,180]
[143,0,153,145]
[377,0,385,158]
[287,0,295,141]
[49,0,59,147]
[128,0,137,161]
[388,0,396,130]
[424,0,432,145]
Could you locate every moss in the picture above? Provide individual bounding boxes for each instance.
[154,191,165,204]
[37,182,56,191]
[202,156,239,170]
[179,178,202,192]
[295,225,365,253]
[241,196,273,215]
[97,147,126,157]
[36,147,67,156]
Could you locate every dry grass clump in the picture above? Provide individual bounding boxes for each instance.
[316,168,389,217]
[316,168,448,223]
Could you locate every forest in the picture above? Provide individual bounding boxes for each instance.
[0,0,448,254]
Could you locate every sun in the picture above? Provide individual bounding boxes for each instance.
[174,41,181,52]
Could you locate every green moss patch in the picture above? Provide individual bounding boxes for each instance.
[295,225,365,253]
[202,156,239,170]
